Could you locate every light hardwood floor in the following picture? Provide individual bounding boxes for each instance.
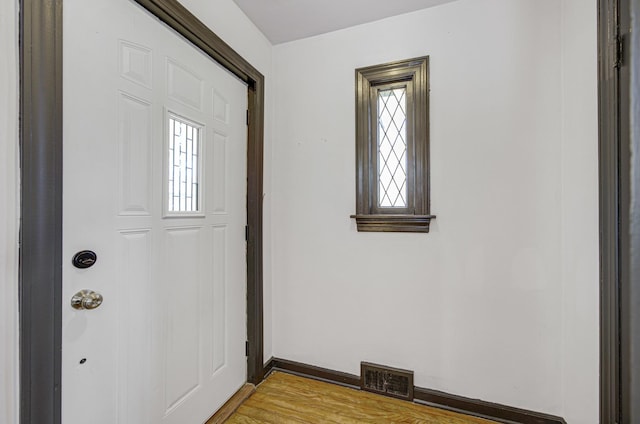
[225,371,498,423]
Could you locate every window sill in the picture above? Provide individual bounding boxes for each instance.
[350,214,436,233]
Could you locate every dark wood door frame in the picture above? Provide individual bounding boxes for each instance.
[599,0,640,422]
[19,1,264,423]
[620,0,640,420]
[598,1,621,422]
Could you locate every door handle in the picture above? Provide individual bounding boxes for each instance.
[70,289,103,310]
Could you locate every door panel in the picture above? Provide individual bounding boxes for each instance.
[63,0,248,422]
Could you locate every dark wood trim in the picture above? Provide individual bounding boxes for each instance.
[592,0,640,419]
[132,0,265,386]
[620,0,640,420]
[20,1,265,423]
[265,358,361,388]
[598,0,640,419]
[265,358,566,424]
[245,79,265,385]
[350,214,435,233]
[19,1,64,423]
[598,0,622,422]
[132,0,263,85]
[413,388,566,424]
[353,56,434,233]
[263,356,276,376]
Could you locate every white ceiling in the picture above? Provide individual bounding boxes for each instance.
[231,0,459,45]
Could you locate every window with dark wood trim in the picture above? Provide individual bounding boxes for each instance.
[352,56,435,232]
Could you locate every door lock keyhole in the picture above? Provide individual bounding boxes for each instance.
[72,250,97,269]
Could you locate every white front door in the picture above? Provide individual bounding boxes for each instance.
[62,0,248,422]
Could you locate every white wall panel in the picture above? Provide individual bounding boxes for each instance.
[211,132,228,214]
[560,0,599,422]
[118,93,153,215]
[211,225,227,375]
[119,41,153,89]
[117,231,153,424]
[271,0,597,420]
[0,0,19,422]
[213,90,230,124]
[163,227,202,413]
[167,58,203,111]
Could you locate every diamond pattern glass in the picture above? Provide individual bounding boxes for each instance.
[377,88,407,208]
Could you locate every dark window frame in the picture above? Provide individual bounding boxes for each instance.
[352,56,435,232]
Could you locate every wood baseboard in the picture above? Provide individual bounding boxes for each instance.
[265,357,360,388]
[264,357,566,424]
[206,383,255,424]
[412,387,567,424]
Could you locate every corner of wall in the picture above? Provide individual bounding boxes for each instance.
[262,47,276,364]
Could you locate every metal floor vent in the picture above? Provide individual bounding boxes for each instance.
[360,362,414,401]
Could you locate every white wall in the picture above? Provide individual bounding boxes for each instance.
[560,0,599,423]
[177,0,275,362]
[0,0,20,423]
[272,0,597,420]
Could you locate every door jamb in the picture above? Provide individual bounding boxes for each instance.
[19,1,63,422]
[19,1,264,423]
[598,0,621,422]
[598,0,640,421]
[620,0,640,419]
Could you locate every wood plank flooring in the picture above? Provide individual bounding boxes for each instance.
[225,371,498,424]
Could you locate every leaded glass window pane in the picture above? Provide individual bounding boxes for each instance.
[377,87,407,208]
[168,116,200,212]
